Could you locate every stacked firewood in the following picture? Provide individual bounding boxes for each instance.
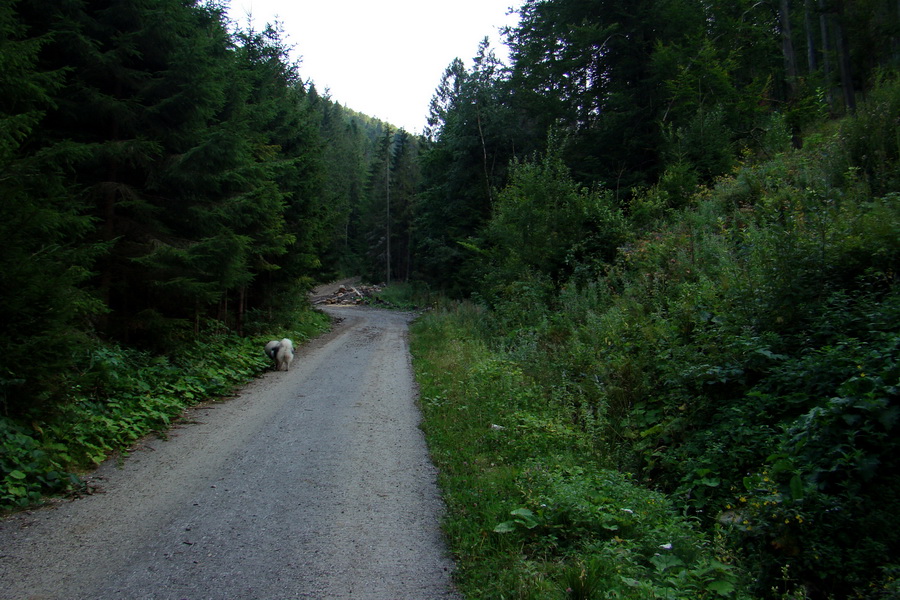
[312,284,384,305]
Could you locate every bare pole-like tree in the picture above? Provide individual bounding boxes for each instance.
[385,136,391,284]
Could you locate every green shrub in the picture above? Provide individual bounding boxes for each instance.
[0,419,77,508]
[480,144,628,296]
[367,280,436,310]
[840,73,900,196]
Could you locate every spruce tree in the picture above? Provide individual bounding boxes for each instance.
[0,0,103,415]
[229,24,330,326]
[417,43,517,294]
[318,100,367,277]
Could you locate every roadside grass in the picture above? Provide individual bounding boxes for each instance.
[367,281,437,310]
[410,303,751,599]
[1,307,330,511]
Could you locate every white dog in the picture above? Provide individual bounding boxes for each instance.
[265,338,294,371]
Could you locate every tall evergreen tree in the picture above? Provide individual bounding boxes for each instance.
[228,23,327,329]
[508,0,668,190]
[318,100,367,277]
[0,0,104,415]
[358,127,395,282]
[417,42,518,294]
[10,0,249,345]
[387,129,420,283]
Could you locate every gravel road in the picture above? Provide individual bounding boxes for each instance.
[0,305,459,599]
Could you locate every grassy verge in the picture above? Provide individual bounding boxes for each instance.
[410,303,751,599]
[367,280,437,310]
[1,307,330,511]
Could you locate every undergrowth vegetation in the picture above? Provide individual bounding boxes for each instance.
[412,306,751,598]
[0,309,329,511]
[367,281,437,310]
[411,78,900,599]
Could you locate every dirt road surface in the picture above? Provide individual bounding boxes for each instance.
[0,304,459,599]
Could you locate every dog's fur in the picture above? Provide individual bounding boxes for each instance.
[264,338,294,371]
[265,340,281,362]
[274,338,294,371]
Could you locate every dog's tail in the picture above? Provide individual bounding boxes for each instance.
[264,340,281,360]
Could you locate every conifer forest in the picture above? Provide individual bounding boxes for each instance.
[2,1,899,598]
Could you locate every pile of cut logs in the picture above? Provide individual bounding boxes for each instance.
[312,283,384,306]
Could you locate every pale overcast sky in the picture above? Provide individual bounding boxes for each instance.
[227,0,521,134]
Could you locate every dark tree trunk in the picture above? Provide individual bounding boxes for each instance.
[818,0,835,109]
[834,3,856,112]
[237,287,245,337]
[779,0,799,98]
[804,0,817,72]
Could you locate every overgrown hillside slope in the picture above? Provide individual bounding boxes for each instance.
[412,79,899,599]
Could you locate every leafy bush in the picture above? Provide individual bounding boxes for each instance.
[840,73,900,197]
[367,281,436,310]
[480,142,628,296]
[0,419,77,508]
[497,464,747,599]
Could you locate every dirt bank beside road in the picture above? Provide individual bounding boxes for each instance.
[0,304,458,599]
